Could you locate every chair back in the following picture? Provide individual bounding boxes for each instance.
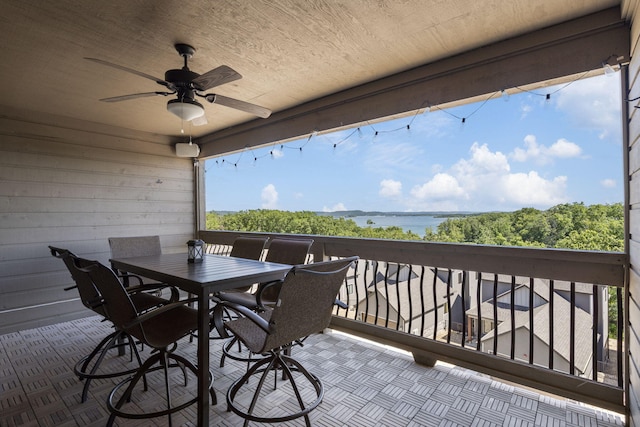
[228,237,269,293]
[259,238,314,302]
[230,236,268,260]
[108,235,162,259]
[49,246,106,316]
[264,238,313,265]
[109,235,162,285]
[260,256,357,353]
[78,259,144,340]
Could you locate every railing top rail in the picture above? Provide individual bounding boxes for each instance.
[199,230,627,286]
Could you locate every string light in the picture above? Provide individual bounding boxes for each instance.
[209,70,594,170]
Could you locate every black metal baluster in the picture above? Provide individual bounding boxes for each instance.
[549,279,554,369]
[407,265,414,334]
[383,263,391,329]
[510,276,515,360]
[395,264,401,331]
[493,274,498,356]
[433,267,438,341]
[592,284,599,381]
[372,261,380,325]
[446,269,452,344]
[419,265,426,337]
[460,270,467,348]
[461,270,467,348]
[476,272,482,351]
[529,277,534,364]
[570,282,576,375]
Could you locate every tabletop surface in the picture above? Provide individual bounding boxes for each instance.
[110,252,292,294]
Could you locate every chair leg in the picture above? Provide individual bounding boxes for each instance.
[127,334,148,392]
[75,330,143,403]
[242,355,278,427]
[106,350,216,425]
[226,350,324,425]
[161,352,173,427]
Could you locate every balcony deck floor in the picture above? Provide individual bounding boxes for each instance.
[0,316,624,426]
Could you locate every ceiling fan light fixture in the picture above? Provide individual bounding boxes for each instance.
[167,98,205,121]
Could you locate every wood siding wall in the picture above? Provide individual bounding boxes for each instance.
[628,1,640,424]
[0,108,194,334]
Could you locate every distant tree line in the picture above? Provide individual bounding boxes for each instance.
[425,202,624,251]
[207,209,424,240]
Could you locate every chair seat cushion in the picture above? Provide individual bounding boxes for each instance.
[225,310,272,354]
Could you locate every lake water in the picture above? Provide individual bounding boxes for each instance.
[339,215,450,237]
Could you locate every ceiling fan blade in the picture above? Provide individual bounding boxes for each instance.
[85,57,175,90]
[192,65,242,91]
[99,91,174,102]
[192,115,208,126]
[204,94,271,118]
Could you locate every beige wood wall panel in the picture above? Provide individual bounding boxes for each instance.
[632,387,640,427]
[0,300,88,335]
[0,134,182,171]
[630,139,640,177]
[0,112,195,333]
[628,2,640,424]
[629,210,640,242]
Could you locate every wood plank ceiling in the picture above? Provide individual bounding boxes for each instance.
[0,0,622,143]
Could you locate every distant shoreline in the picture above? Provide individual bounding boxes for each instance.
[209,210,480,218]
[317,210,477,219]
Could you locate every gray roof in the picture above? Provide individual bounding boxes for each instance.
[476,280,595,372]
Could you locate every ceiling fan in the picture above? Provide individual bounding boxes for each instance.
[85,43,271,125]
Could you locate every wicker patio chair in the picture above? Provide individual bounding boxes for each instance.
[49,246,177,403]
[76,258,217,426]
[214,238,313,366]
[220,256,358,426]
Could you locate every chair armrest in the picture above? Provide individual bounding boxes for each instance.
[126,283,180,302]
[123,297,198,329]
[117,273,144,287]
[255,279,284,309]
[215,301,271,333]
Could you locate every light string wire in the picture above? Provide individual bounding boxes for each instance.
[209,69,596,171]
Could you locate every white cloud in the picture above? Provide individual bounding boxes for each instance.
[454,143,510,175]
[501,172,568,205]
[322,203,347,212]
[261,184,278,209]
[410,173,465,201]
[407,142,569,211]
[601,179,616,188]
[510,134,582,164]
[547,138,582,158]
[379,179,402,198]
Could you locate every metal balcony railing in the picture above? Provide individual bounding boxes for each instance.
[199,230,627,413]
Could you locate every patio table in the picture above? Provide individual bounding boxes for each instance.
[110,252,291,427]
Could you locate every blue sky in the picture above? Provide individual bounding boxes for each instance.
[205,72,623,213]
